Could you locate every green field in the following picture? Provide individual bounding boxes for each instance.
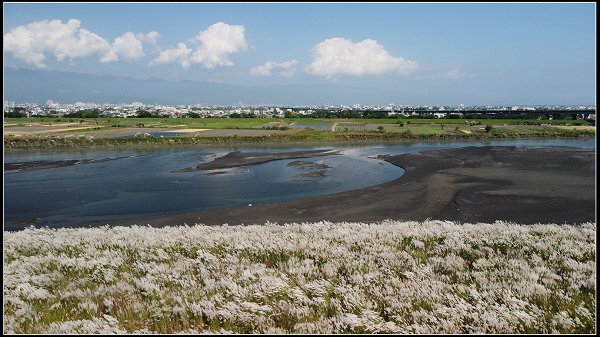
[3,117,269,130]
[286,118,589,126]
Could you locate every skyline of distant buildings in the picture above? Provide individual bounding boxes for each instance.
[4,99,596,120]
[5,99,596,110]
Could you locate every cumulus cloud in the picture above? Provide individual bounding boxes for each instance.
[150,22,247,69]
[249,59,299,77]
[3,19,110,68]
[4,19,160,67]
[191,22,247,68]
[136,31,161,44]
[306,38,418,78]
[149,42,192,68]
[100,32,145,63]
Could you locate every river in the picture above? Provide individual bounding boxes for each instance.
[4,139,594,228]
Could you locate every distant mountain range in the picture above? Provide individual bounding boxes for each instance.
[3,67,423,106]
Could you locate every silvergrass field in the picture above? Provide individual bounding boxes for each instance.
[3,220,596,334]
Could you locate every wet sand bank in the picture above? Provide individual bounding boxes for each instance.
[86,146,595,227]
[4,156,134,172]
[194,149,340,170]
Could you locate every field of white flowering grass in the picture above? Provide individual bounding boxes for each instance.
[3,220,596,334]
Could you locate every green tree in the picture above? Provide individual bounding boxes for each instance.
[136,110,159,118]
[362,110,388,119]
[4,108,26,118]
[64,109,100,118]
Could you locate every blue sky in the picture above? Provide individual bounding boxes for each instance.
[3,2,596,105]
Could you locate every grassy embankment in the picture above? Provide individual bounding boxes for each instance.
[4,221,595,334]
[4,117,595,150]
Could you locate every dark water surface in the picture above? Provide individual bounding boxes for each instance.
[4,139,594,228]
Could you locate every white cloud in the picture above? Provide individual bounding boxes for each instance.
[100,32,145,63]
[150,22,247,69]
[250,59,299,77]
[3,19,110,68]
[192,22,248,68]
[306,38,418,78]
[4,19,161,67]
[148,42,192,68]
[136,31,161,44]
[435,67,466,80]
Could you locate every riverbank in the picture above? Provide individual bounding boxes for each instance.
[76,146,595,229]
[3,127,596,150]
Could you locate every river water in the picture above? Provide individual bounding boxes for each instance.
[4,139,595,228]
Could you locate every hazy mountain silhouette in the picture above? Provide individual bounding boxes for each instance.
[3,67,423,105]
